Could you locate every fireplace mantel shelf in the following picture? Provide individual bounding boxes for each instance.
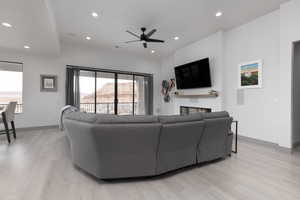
[174,93,218,98]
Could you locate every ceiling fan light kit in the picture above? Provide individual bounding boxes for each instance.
[125,27,165,48]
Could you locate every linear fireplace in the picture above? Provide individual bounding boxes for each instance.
[180,106,212,115]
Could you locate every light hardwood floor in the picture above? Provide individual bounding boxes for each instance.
[1,128,300,200]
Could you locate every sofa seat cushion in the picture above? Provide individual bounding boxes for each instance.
[158,113,203,124]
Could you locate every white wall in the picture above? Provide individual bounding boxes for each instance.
[224,0,300,148]
[0,49,65,128]
[0,43,161,128]
[160,32,224,115]
[223,11,280,144]
[159,10,288,147]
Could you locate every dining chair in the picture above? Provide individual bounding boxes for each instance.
[0,102,17,143]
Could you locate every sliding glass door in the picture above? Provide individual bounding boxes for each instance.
[96,72,115,114]
[134,76,146,115]
[117,74,134,115]
[70,67,152,115]
[79,70,95,113]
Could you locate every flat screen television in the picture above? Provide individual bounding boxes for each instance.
[174,58,212,89]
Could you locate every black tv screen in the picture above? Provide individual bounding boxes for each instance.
[174,58,212,89]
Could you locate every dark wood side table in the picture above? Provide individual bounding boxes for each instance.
[232,120,238,154]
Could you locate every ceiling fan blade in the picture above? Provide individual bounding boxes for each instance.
[125,40,141,43]
[126,30,140,39]
[147,38,165,43]
[146,29,157,37]
[143,42,148,48]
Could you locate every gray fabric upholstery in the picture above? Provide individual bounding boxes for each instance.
[64,118,161,179]
[95,115,159,124]
[197,117,233,163]
[63,111,233,179]
[158,113,203,124]
[157,120,205,174]
[202,111,229,119]
[90,123,161,178]
[64,119,101,174]
[65,112,98,123]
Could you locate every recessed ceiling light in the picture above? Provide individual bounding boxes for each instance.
[91,12,99,18]
[216,12,223,17]
[86,36,91,40]
[1,22,12,28]
[151,50,155,54]
[174,36,180,40]
[24,45,30,49]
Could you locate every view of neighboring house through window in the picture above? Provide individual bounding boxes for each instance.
[0,61,23,113]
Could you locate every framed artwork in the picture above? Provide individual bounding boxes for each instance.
[238,60,262,89]
[40,75,57,92]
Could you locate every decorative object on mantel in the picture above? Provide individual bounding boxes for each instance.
[238,60,262,89]
[208,90,218,96]
[161,79,175,102]
[40,75,57,92]
[174,90,219,98]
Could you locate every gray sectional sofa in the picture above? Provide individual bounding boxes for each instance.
[63,111,233,179]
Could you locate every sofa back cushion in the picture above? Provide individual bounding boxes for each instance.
[158,113,203,124]
[95,115,159,124]
[64,112,159,124]
[202,111,229,119]
[64,112,98,123]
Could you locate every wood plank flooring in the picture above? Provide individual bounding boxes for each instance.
[1,128,300,200]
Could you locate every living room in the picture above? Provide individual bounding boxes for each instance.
[1,0,300,199]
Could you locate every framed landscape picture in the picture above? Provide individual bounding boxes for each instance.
[238,60,262,89]
[40,75,57,92]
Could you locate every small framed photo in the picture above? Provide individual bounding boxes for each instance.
[40,75,57,92]
[238,60,262,89]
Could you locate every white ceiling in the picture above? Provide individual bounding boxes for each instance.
[0,0,60,55]
[0,0,289,57]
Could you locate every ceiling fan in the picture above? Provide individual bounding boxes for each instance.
[125,27,164,48]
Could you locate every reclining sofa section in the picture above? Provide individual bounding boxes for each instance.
[64,111,233,179]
